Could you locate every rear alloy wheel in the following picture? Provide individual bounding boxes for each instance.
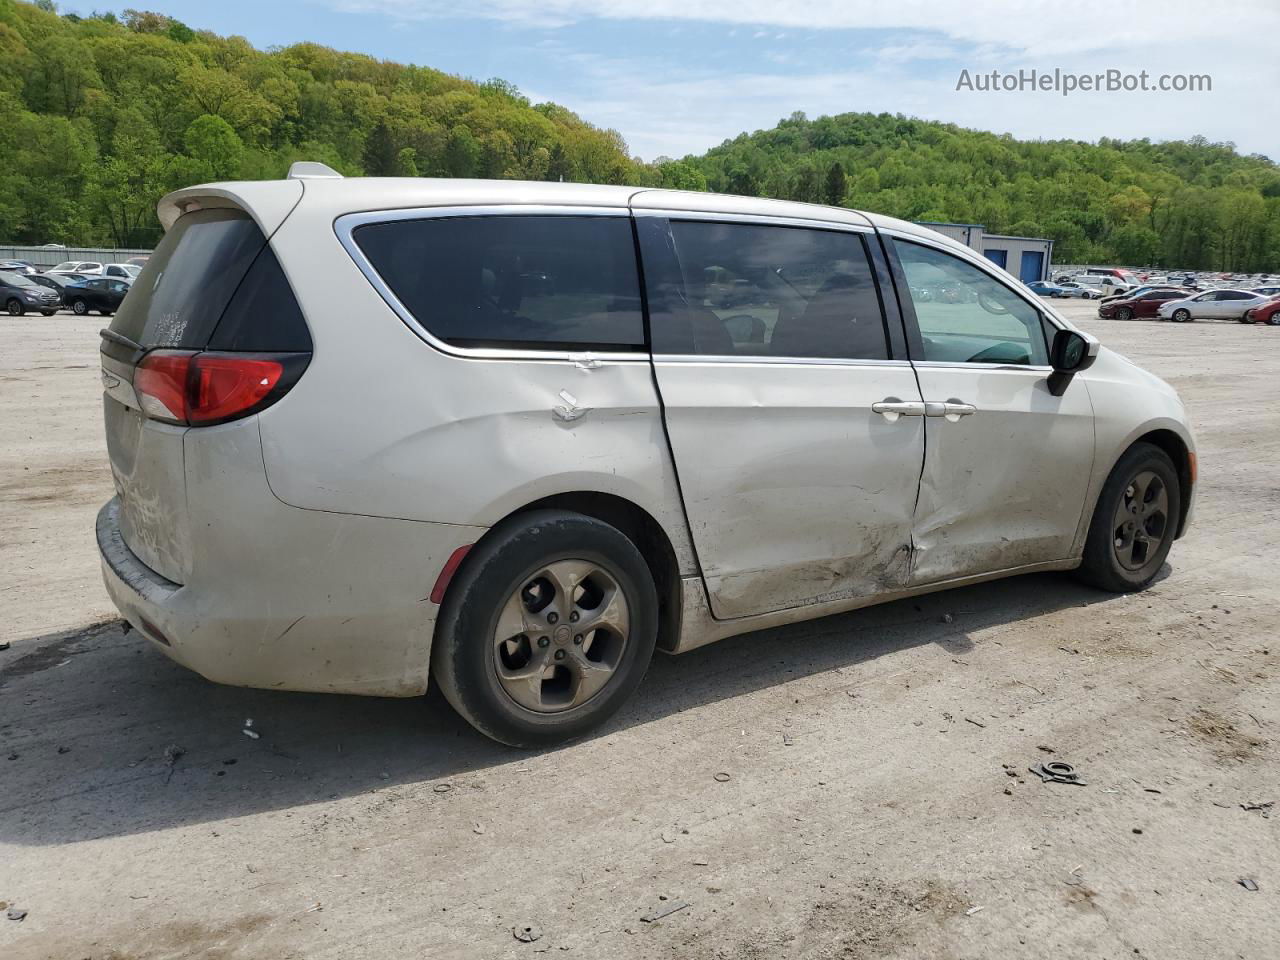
[6,298,23,316]
[1268,313,1280,326]
[1172,308,1190,323]
[70,299,88,315]
[432,509,658,747]
[1077,442,1181,592]
[1116,306,1133,321]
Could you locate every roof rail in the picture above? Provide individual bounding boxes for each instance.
[288,161,344,180]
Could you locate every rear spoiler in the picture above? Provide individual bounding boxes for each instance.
[156,180,304,236]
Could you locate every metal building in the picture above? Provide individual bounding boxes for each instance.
[914,222,1054,284]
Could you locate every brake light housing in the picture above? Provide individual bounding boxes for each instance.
[134,350,309,426]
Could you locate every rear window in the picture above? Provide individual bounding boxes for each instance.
[107,208,310,356]
[352,215,645,351]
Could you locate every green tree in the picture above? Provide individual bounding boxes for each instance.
[183,114,244,180]
[823,160,846,206]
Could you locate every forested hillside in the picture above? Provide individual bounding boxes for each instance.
[683,112,1280,270]
[2,0,1278,270]
[0,0,640,247]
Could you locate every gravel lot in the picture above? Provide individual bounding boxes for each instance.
[1,302,1277,959]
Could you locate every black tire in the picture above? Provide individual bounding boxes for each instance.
[432,509,659,748]
[1116,307,1133,321]
[1077,442,1182,593]
[70,299,88,315]
[6,298,24,316]
[100,309,114,316]
[1172,308,1190,323]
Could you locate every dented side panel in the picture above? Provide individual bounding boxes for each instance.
[254,194,699,576]
[653,359,925,620]
[909,365,1095,583]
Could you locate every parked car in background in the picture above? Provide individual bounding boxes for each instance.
[1243,299,1280,325]
[30,272,87,294]
[1250,285,1280,298]
[1057,281,1102,299]
[0,259,38,275]
[1026,280,1066,297]
[1093,277,1136,298]
[1098,289,1188,321]
[1103,284,1177,303]
[125,256,150,266]
[104,263,141,280]
[95,172,1197,747]
[1157,289,1273,322]
[48,260,104,276]
[1,270,61,315]
[61,276,131,315]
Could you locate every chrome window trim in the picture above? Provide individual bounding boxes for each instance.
[635,207,874,235]
[653,354,910,368]
[334,204,650,363]
[912,360,1053,373]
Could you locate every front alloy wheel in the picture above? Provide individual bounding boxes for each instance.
[1111,471,1170,572]
[493,560,630,713]
[1078,442,1182,592]
[1172,308,1190,323]
[1116,307,1133,321]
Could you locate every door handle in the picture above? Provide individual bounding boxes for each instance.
[924,399,977,422]
[872,398,927,422]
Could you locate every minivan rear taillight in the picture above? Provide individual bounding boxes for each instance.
[134,350,309,426]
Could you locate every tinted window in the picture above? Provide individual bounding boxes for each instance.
[642,219,889,359]
[108,208,310,356]
[895,240,1049,365]
[110,209,265,347]
[354,215,644,351]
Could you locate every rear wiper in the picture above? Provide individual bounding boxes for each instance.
[99,328,143,352]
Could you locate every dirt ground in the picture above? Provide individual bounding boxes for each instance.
[1,302,1277,959]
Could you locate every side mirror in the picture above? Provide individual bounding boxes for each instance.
[1047,328,1097,396]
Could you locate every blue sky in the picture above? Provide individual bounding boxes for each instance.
[64,0,1279,162]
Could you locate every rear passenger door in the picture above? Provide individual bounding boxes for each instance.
[637,214,925,620]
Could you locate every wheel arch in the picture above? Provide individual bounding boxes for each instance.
[1129,429,1193,538]
[440,491,684,654]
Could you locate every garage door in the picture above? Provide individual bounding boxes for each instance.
[1019,250,1045,283]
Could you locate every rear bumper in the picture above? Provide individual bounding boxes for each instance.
[98,496,486,697]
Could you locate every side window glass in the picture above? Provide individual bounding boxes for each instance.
[646,220,889,360]
[353,216,644,351]
[894,240,1049,365]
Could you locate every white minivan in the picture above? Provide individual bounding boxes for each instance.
[98,166,1196,746]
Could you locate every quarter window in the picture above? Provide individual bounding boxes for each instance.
[643,219,889,359]
[353,215,645,351]
[894,240,1049,366]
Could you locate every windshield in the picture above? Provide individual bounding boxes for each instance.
[0,270,36,287]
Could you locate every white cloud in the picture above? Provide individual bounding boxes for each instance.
[328,0,1280,58]
[325,0,1279,161]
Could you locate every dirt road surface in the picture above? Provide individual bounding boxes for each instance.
[2,302,1277,959]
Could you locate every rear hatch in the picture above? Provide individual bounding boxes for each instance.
[100,206,312,583]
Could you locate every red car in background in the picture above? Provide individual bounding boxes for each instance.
[1097,288,1188,320]
[1242,299,1280,325]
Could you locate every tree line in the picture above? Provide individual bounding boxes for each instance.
[2,1,1278,271]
